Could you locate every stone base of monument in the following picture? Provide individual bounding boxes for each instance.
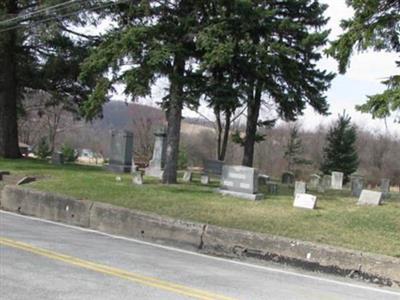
[105,164,132,173]
[217,189,264,201]
[145,167,163,179]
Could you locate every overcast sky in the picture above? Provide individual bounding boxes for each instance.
[108,0,399,136]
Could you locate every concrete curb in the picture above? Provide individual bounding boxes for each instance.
[1,185,399,287]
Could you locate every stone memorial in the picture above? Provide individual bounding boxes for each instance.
[106,130,134,173]
[358,190,383,206]
[351,176,364,197]
[132,171,143,185]
[17,176,36,185]
[308,174,321,189]
[145,128,167,178]
[380,178,390,198]
[266,182,278,194]
[258,174,270,186]
[203,159,224,176]
[331,171,344,190]
[294,181,307,196]
[322,175,331,189]
[219,165,263,200]
[281,171,295,185]
[200,174,210,185]
[293,193,317,210]
[182,170,192,183]
[51,151,64,165]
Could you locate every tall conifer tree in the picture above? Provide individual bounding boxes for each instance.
[320,113,359,182]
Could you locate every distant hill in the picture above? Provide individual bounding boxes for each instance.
[93,101,166,130]
[94,101,214,134]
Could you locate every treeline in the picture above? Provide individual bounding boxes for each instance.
[181,123,400,185]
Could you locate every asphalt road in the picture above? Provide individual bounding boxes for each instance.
[1,211,399,300]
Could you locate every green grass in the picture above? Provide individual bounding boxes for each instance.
[1,158,400,257]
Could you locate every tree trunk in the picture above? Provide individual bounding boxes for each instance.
[242,83,262,167]
[215,108,222,160]
[0,0,21,159]
[162,57,185,184]
[219,110,231,161]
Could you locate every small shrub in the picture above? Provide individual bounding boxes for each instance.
[61,144,78,162]
[178,147,188,170]
[36,137,51,159]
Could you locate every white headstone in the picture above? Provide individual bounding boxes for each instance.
[331,172,344,190]
[145,129,167,178]
[132,171,143,185]
[358,190,382,206]
[293,193,317,209]
[201,174,210,185]
[308,174,321,189]
[294,181,307,196]
[182,171,192,182]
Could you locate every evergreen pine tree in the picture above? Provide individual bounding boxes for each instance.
[328,0,400,120]
[320,113,359,182]
[284,125,309,172]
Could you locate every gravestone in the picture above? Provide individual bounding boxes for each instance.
[132,171,143,185]
[51,151,64,165]
[106,130,134,173]
[331,172,344,190]
[182,171,192,183]
[308,174,321,189]
[380,178,390,198]
[293,193,317,210]
[200,174,210,185]
[294,181,307,196]
[358,190,382,206]
[351,176,364,197]
[203,159,224,176]
[219,165,263,200]
[17,176,36,185]
[322,175,331,189]
[281,171,295,185]
[145,128,167,178]
[266,182,278,194]
[258,174,270,186]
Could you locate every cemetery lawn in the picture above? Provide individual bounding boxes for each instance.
[1,158,400,258]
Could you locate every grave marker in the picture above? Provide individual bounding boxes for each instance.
[182,171,192,183]
[308,174,321,189]
[351,176,364,197]
[293,193,317,209]
[281,171,295,185]
[331,171,343,190]
[380,178,390,198]
[51,151,64,165]
[219,165,263,200]
[294,181,307,196]
[358,190,382,206]
[145,128,167,178]
[132,171,143,185]
[200,174,210,185]
[106,130,134,173]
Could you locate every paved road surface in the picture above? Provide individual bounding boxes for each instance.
[1,211,399,300]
